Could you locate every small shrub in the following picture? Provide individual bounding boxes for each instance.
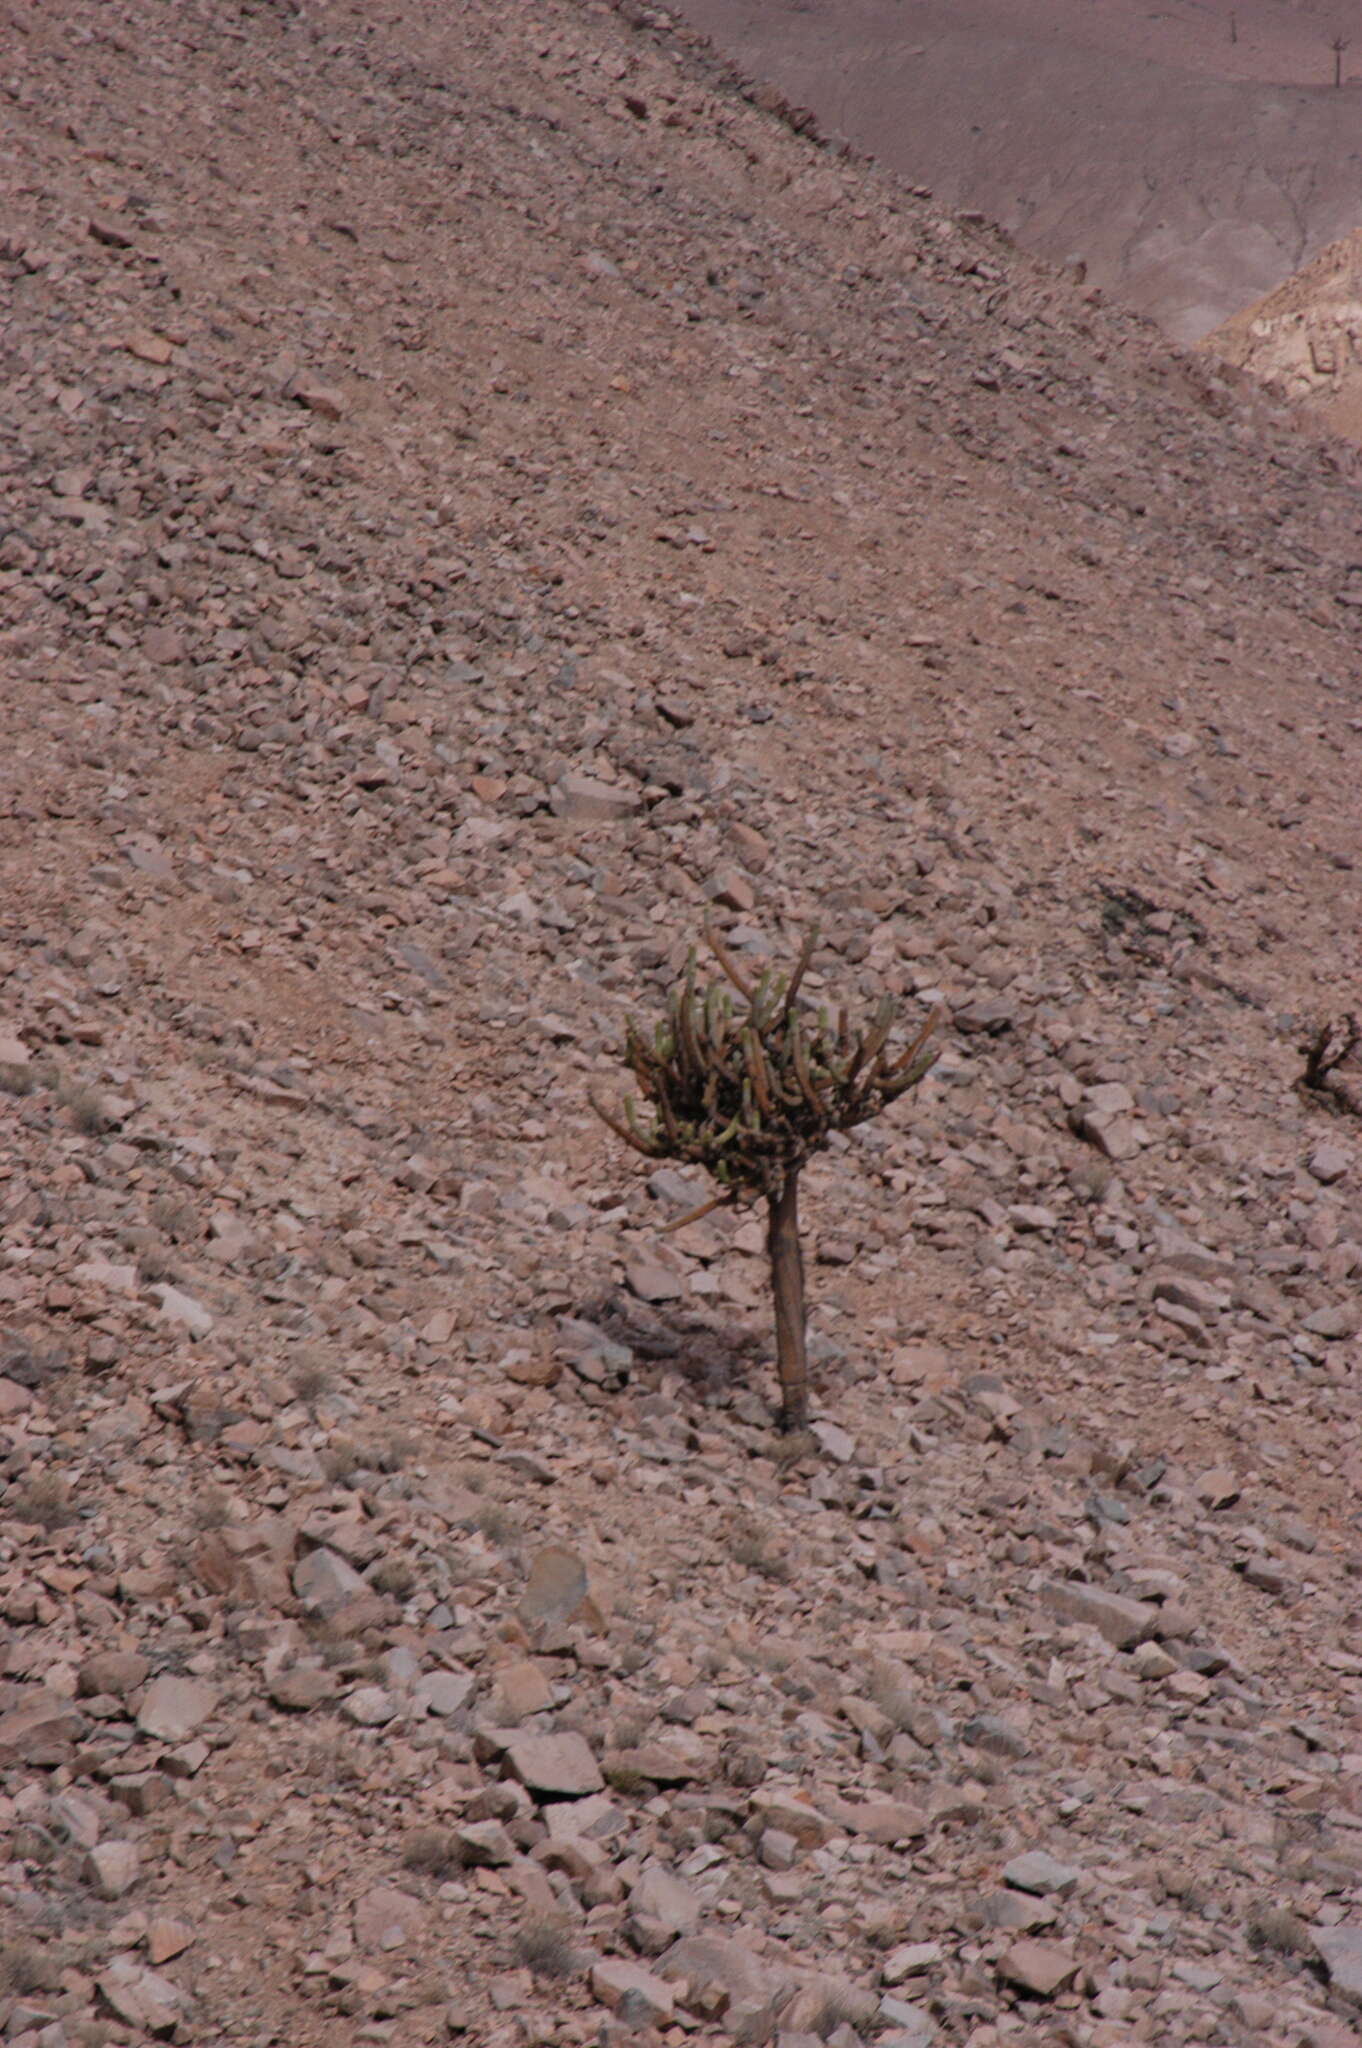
[1245,1903,1313,1956]
[369,1556,417,1598]
[290,1358,332,1406]
[470,1501,519,1549]
[604,1765,653,1797]
[0,1938,63,1994]
[402,1826,461,1878]
[513,1918,578,1980]
[8,1473,76,1530]
[60,1083,107,1136]
[189,1486,232,1531]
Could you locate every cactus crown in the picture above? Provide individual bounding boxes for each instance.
[592,925,941,1205]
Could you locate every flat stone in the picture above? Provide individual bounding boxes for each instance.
[551,771,640,822]
[343,1685,397,1726]
[136,1675,217,1743]
[0,1692,87,1763]
[1314,1924,1362,2007]
[489,1658,556,1721]
[293,1545,368,1612]
[454,1819,516,1866]
[517,1546,603,1636]
[882,1942,944,1984]
[268,1665,337,1712]
[149,1283,214,1335]
[146,1918,195,1966]
[878,1994,939,2046]
[1002,1850,1082,1896]
[591,1958,676,2024]
[1040,1578,1158,1648]
[353,1885,427,1953]
[625,1257,684,1303]
[656,1933,791,2032]
[87,1839,141,1899]
[1308,1144,1349,1185]
[505,1731,604,1798]
[997,1939,1078,1998]
[414,1669,475,1716]
[97,1959,182,2035]
[77,1650,150,1699]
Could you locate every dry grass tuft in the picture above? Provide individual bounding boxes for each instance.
[513,1917,578,1980]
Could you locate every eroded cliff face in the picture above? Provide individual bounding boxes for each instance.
[1209,228,1362,442]
[1,1,1362,2044]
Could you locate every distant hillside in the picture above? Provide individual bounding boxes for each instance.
[672,0,1362,340]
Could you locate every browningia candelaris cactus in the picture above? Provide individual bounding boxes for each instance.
[591,926,942,1431]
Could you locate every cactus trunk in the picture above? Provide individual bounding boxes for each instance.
[767,1170,809,1431]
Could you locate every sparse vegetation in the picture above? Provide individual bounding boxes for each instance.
[0,1938,64,1995]
[290,1356,333,1406]
[58,1081,107,1135]
[469,1500,520,1549]
[369,1555,417,1597]
[593,925,940,1429]
[8,1472,77,1530]
[513,1917,578,1980]
[402,1825,462,1877]
[1245,1903,1313,1956]
[1301,1011,1361,1113]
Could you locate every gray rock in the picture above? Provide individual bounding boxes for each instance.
[414,1670,475,1716]
[517,1546,603,1635]
[1307,1144,1349,1185]
[1040,1578,1158,1648]
[136,1676,217,1743]
[505,1731,605,1798]
[551,772,640,822]
[996,1938,1078,1997]
[293,1545,367,1612]
[268,1664,336,1712]
[87,1839,141,1899]
[656,1934,791,2034]
[1314,1924,1362,2007]
[97,1959,183,2035]
[343,1685,397,1726]
[454,1819,515,1867]
[628,1864,701,1949]
[1002,1850,1082,1896]
[878,1995,939,2046]
[591,1959,675,2024]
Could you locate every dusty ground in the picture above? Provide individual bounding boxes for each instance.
[2,2,1362,2047]
[671,0,1362,341]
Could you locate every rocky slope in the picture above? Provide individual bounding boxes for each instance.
[2,3,1362,2047]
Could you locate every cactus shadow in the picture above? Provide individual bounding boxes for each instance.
[572,1288,767,1405]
